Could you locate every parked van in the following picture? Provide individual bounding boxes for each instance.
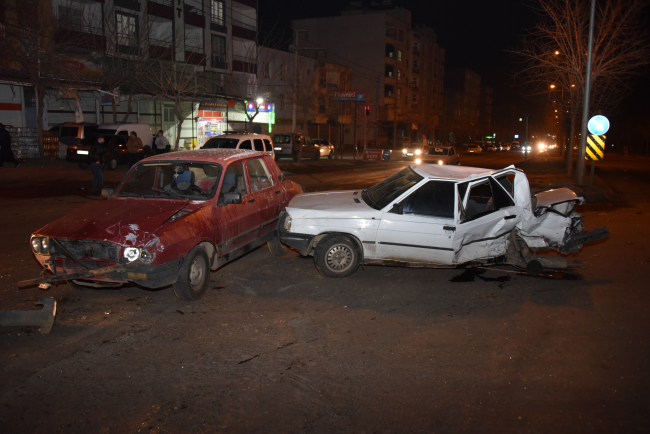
[272,133,319,161]
[201,133,273,156]
[57,123,99,146]
[94,123,153,142]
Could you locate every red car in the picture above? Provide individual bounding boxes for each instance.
[23,149,303,300]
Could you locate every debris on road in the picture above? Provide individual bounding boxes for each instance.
[0,297,57,334]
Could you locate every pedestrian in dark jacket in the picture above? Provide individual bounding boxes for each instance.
[89,136,106,196]
[0,123,19,168]
[126,131,143,167]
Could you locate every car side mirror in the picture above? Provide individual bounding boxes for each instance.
[101,188,114,199]
[391,203,403,215]
[223,192,242,204]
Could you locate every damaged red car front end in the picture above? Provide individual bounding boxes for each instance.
[23,149,303,300]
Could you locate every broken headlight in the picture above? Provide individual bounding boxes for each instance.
[283,215,292,231]
[123,247,153,263]
[31,236,50,255]
[139,249,153,264]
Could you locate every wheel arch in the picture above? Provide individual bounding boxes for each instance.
[312,232,364,262]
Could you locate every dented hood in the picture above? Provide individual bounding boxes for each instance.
[36,197,189,246]
[534,188,584,208]
[287,190,379,219]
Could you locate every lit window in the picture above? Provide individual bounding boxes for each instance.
[116,13,137,47]
[211,0,225,26]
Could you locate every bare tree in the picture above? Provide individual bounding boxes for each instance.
[0,0,85,157]
[514,0,650,179]
[353,102,383,157]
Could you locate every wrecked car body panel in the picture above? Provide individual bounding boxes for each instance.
[280,164,609,276]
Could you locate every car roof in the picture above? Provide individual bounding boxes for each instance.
[411,164,499,181]
[143,148,263,164]
[210,133,271,140]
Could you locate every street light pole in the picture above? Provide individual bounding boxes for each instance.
[576,0,596,185]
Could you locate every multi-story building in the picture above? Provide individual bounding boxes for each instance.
[0,0,261,150]
[442,68,481,144]
[479,85,494,139]
[292,1,445,147]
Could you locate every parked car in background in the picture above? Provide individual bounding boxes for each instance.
[201,134,273,157]
[312,138,335,159]
[501,143,511,151]
[273,133,319,161]
[24,149,304,301]
[57,123,99,146]
[279,164,609,278]
[511,141,520,150]
[414,145,460,165]
[466,144,482,153]
[486,144,497,152]
[402,143,429,159]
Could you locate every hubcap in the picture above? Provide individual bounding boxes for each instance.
[189,257,204,288]
[326,245,353,271]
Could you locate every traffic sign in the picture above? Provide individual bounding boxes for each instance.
[588,115,610,135]
[586,134,605,161]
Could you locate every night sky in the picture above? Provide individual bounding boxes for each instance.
[259,0,650,143]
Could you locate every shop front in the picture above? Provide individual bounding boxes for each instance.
[197,101,227,146]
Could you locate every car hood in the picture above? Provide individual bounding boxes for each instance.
[36,198,190,246]
[287,190,380,219]
[534,188,584,208]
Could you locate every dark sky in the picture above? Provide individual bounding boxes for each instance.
[259,0,650,140]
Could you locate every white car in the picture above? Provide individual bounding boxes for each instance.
[313,139,335,159]
[279,165,608,277]
[201,134,274,157]
[402,144,428,159]
[466,145,482,153]
[414,146,460,166]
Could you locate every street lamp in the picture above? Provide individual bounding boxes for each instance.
[256,97,263,105]
[550,84,556,89]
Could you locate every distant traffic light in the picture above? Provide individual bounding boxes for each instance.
[365,106,370,116]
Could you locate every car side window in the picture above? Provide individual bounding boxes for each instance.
[450,148,455,155]
[401,181,455,218]
[495,173,516,197]
[246,158,275,192]
[263,139,272,151]
[221,162,248,197]
[465,181,495,221]
[253,139,265,151]
[239,140,252,150]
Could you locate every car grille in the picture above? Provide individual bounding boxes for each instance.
[52,238,119,261]
[55,257,115,272]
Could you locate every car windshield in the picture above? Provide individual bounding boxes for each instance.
[427,147,449,155]
[117,162,222,200]
[274,134,291,144]
[203,138,239,149]
[362,167,423,210]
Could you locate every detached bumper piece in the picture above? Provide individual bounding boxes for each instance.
[0,298,57,334]
[560,226,610,255]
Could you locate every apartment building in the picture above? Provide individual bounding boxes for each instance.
[0,0,261,149]
[292,1,445,147]
[442,68,481,144]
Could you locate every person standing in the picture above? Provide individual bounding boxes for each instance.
[89,136,106,196]
[126,131,143,167]
[0,123,19,168]
[154,130,169,154]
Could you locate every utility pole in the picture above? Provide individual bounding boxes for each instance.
[576,0,596,185]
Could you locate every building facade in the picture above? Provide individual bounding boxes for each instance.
[442,68,481,145]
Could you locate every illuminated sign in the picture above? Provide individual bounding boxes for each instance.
[332,91,367,101]
[248,102,275,112]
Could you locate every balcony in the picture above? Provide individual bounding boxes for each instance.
[184,3,205,28]
[233,0,256,8]
[185,50,206,66]
[147,0,173,20]
[115,0,141,12]
[232,55,256,74]
[149,38,173,61]
[54,21,105,51]
[232,20,256,41]
[210,55,228,70]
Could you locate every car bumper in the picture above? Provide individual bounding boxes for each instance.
[278,213,315,256]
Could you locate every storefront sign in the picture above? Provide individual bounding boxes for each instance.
[362,149,383,162]
[332,91,366,101]
[247,102,275,112]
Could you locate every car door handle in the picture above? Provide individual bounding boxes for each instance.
[443,226,456,231]
[247,199,256,203]
[504,215,517,220]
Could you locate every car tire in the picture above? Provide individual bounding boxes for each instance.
[107,158,118,171]
[173,245,211,301]
[328,151,333,159]
[312,150,320,161]
[78,162,89,169]
[267,233,286,257]
[292,147,302,162]
[314,235,360,278]
[526,260,543,275]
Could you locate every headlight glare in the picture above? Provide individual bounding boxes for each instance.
[123,247,140,262]
[415,158,421,164]
[415,149,421,155]
[438,160,443,165]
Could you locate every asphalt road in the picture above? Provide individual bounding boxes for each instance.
[1,150,649,433]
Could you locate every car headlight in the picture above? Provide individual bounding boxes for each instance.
[283,215,292,231]
[123,247,140,262]
[415,158,421,164]
[31,236,50,255]
[41,237,50,252]
[438,160,443,165]
[402,149,407,154]
[139,249,153,264]
[31,237,42,254]
[415,149,421,155]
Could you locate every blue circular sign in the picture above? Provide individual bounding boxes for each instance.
[588,115,610,135]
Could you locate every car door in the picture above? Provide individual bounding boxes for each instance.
[452,176,522,264]
[375,180,457,264]
[218,161,262,255]
[244,157,280,240]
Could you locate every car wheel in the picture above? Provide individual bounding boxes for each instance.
[107,158,118,171]
[267,232,286,257]
[173,245,210,301]
[328,151,333,159]
[314,235,360,278]
[292,147,302,162]
[312,150,320,161]
[78,162,89,169]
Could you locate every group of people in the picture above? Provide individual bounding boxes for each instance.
[0,123,19,168]
[89,130,170,196]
